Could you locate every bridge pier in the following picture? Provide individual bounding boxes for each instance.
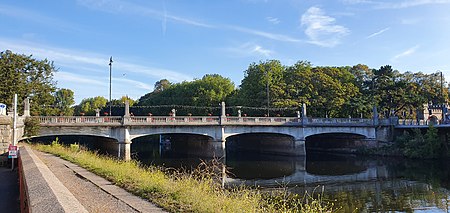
[211,139,226,158]
[118,142,131,161]
[293,139,306,156]
[111,127,132,161]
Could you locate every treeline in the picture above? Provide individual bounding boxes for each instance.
[1,50,447,118]
[0,50,74,115]
[137,60,447,118]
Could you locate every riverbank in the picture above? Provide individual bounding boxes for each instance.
[33,142,336,212]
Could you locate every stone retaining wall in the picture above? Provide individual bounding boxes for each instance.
[0,116,11,154]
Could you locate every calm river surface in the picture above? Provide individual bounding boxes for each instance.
[133,142,450,212]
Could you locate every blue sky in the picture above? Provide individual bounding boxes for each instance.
[1,0,450,104]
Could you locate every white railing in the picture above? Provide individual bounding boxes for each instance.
[36,116,383,126]
[306,118,373,125]
[224,117,299,124]
[128,116,220,124]
[397,119,429,126]
[38,116,123,124]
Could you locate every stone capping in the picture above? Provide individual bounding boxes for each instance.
[18,145,88,213]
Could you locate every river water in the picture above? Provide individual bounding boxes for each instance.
[133,141,450,212]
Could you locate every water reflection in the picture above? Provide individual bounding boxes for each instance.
[132,140,450,212]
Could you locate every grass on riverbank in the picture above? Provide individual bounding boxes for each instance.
[33,142,336,212]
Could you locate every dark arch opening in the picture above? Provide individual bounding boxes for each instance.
[23,135,118,155]
[131,133,214,167]
[226,133,296,156]
[305,133,366,153]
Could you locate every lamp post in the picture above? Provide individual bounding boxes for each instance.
[109,56,113,116]
[438,70,445,123]
[266,70,270,117]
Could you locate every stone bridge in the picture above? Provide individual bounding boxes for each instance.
[31,115,395,160]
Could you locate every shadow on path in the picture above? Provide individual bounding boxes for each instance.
[0,163,19,213]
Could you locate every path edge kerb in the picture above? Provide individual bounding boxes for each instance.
[19,145,88,213]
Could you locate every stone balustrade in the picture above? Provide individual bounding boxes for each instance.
[36,116,385,126]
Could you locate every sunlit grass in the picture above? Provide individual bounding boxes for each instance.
[33,142,337,212]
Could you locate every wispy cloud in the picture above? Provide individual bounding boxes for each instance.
[76,0,301,43]
[116,78,153,90]
[0,38,192,102]
[266,17,280,24]
[366,27,390,39]
[0,38,192,82]
[162,0,167,35]
[224,42,273,57]
[376,0,450,9]
[76,0,214,28]
[0,3,83,32]
[301,7,350,47]
[392,45,420,61]
[342,0,450,9]
[229,26,301,43]
[56,71,105,86]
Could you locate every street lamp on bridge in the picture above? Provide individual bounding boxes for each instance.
[109,56,113,116]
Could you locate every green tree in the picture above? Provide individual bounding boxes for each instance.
[236,60,285,112]
[283,61,313,108]
[109,96,135,106]
[74,96,108,115]
[154,79,171,92]
[137,74,235,115]
[54,88,75,115]
[0,50,57,115]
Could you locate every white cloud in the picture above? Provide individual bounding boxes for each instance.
[301,7,350,47]
[392,45,420,61]
[224,42,273,57]
[366,27,390,39]
[266,17,280,24]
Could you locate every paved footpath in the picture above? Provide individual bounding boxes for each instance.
[34,150,166,213]
[0,164,19,213]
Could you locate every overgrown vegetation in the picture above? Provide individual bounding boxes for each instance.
[33,142,337,213]
[24,116,40,137]
[364,125,447,158]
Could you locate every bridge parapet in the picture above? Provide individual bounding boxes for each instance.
[306,118,373,126]
[397,119,429,126]
[36,116,382,127]
[39,116,123,126]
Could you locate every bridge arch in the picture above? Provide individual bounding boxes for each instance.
[305,132,368,153]
[303,126,376,139]
[23,134,119,155]
[131,133,216,158]
[226,132,302,156]
[128,126,220,142]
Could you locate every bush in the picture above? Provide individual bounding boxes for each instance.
[397,125,443,158]
[24,116,40,137]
